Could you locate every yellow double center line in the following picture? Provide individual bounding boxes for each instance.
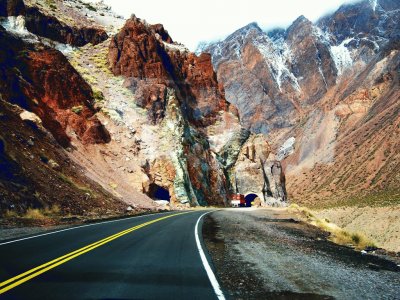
[0,212,190,295]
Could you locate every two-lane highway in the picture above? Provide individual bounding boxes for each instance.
[0,211,224,299]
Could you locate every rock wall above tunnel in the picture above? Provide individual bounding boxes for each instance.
[232,135,288,206]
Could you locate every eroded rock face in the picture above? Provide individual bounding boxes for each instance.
[0,26,110,147]
[231,134,287,205]
[200,0,399,134]
[24,6,108,46]
[200,17,339,134]
[109,15,229,127]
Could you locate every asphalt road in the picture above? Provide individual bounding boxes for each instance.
[0,211,223,300]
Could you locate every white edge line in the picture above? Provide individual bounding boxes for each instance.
[0,211,170,246]
[195,211,225,300]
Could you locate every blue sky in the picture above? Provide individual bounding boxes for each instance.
[98,0,359,50]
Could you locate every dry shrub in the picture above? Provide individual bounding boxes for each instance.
[24,208,45,219]
[288,204,377,250]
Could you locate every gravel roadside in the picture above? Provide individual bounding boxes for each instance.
[203,208,400,300]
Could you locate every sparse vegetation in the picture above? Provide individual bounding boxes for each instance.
[71,105,83,114]
[288,204,377,250]
[3,205,62,220]
[24,208,45,219]
[84,3,97,11]
[58,174,95,197]
[93,89,105,102]
[4,209,18,218]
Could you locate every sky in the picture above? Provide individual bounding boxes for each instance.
[99,0,358,51]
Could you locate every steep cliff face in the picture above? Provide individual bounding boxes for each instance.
[199,0,400,207]
[285,49,400,207]
[228,134,287,205]
[108,16,229,127]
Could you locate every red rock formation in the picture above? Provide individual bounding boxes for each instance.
[150,23,173,43]
[108,16,230,126]
[0,26,110,147]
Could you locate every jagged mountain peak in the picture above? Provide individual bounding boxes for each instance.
[291,15,311,26]
[234,21,262,34]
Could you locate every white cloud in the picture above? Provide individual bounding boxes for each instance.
[99,0,359,50]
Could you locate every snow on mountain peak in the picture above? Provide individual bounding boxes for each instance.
[330,38,354,76]
[254,35,301,93]
[370,0,378,11]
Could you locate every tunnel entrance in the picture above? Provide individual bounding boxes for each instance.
[244,193,258,207]
[148,183,171,201]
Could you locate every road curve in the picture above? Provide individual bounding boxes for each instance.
[0,211,222,300]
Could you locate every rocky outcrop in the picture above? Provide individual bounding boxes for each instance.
[0,26,110,147]
[108,15,230,127]
[229,134,287,206]
[138,88,231,206]
[24,6,108,46]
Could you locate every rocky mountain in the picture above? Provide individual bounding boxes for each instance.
[0,0,287,217]
[199,0,400,207]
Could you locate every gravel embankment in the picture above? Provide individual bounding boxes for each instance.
[203,208,400,300]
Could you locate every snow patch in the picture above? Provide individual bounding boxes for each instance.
[370,0,377,11]
[330,38,353,75]
[1,16,30,35]
[277,137,295,161]
[54,43,75,54]
[162,41,189,53]
[254,36,301,93]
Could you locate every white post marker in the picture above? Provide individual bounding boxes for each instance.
[195,212,226,300]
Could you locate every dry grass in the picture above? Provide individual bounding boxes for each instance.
[3,209,18,218]
[3,205,62,220]
[58,174,95,197]
[24,208,46,219]
[288,204,377,250]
